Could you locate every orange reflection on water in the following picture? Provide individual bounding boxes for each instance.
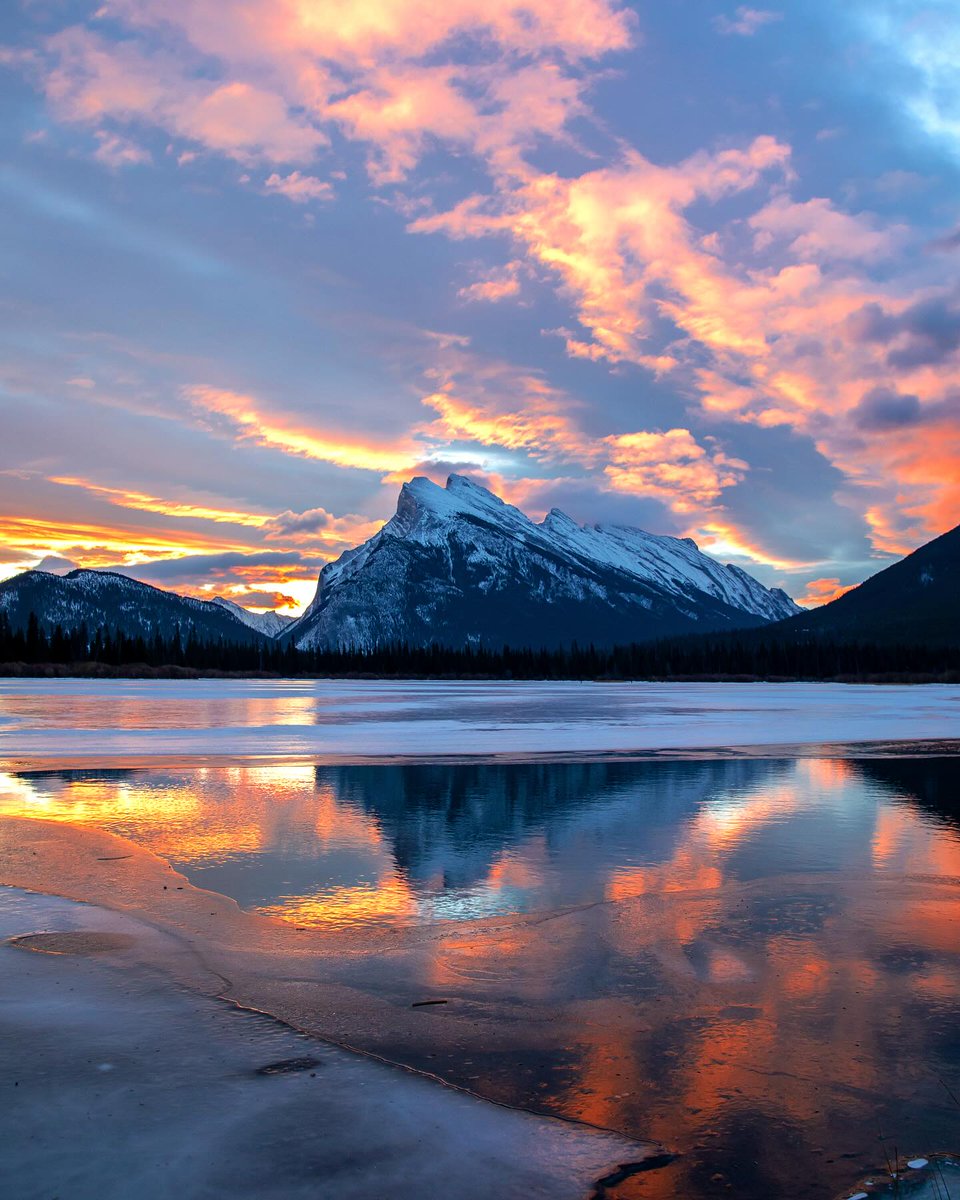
[259,874,418,928]
[0,765,391,903]
[1,693,321,731]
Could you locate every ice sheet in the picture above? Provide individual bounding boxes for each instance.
[0,887,650,1200]
[1,679,959,761]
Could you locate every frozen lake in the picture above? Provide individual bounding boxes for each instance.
[0,888,647,1200]
[1,678,959,761]
[2,678,960,1200]
[4,754,960,1199]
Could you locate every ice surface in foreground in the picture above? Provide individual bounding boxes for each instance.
[0,679,958,760]
[838,1158,960,1199]
[0,887,649,1200]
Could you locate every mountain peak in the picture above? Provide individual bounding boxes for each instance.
[445,473,502,503]
[540,507,580,532]
[394,474,513,533]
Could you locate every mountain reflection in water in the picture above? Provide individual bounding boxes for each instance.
[3,756,960,1200]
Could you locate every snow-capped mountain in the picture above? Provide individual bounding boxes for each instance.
[285,474,800,651]
[0,569,267,644]
[212,596,293,638]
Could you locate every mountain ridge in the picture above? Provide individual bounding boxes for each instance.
[0,569,268,645]
[285,474,800,651]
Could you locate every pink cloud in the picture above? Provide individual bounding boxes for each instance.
[748,196,906,262]
[714,8,782,36]
[458,261,524,303]
[412,135,793,363]
[264,170,333,203]
[93,129,151,165]
[41,28,326,164]
[327,65,480,183]
[29,0,633,179]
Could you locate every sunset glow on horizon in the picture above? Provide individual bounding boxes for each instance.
[2,0,959,612]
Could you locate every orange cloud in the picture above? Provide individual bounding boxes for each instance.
[603,430,748,512]
[796,577,856,607]
[48,476,271,527]
[412,136,792,363]
[0,514,244,562]
[419,388,591,464]
[414,348,749,514]
[186,384,422,473]
[691,520,816,572]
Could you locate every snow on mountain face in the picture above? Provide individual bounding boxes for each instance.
[287,475,800,651]
[539,512,799,623]
[211,597,293,638]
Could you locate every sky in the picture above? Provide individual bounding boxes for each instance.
[1,0,958,614]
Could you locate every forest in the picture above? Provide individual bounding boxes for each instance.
[1,610,957,682]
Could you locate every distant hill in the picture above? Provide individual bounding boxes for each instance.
[285,474,800,651]
[783,523,959,646]
[0,569,267,645]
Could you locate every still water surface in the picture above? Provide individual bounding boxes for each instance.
[3,755,960,1198]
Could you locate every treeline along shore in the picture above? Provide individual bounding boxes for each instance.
[1,610,958,683]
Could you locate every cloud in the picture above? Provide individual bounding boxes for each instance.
[48,475,270,526]
[928,226,960,252]
[603,430,748,512]
[264,171,333,203]
[413,136,792,364]
[93,130,151,167]
[25,0,634,180]
[748,196,905,262]
[263,507,383,546]
[186,384,423,473]
[851,388,924,431]
[846,292,960,369]
[41,28,328,165]
[713,7,782,36]
[108,551,329,612]
[33,555,79,575]
[458,261,524,303]
[215,588,298,610]
[859,0,960,158]
[111,549,324,584]
[797,577,856,607]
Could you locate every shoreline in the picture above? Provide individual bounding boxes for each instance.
[3,662,959,685]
